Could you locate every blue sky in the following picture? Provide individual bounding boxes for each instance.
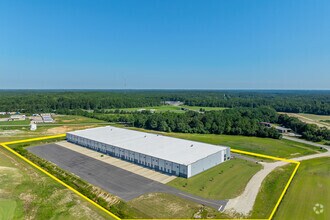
[0,0,329,89]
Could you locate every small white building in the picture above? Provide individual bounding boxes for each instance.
[67,126,230,178]
[30,122,37,131]
[10,114,26,121]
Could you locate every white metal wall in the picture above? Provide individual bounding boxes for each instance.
[188,150,225,178]
[67,133,227,178]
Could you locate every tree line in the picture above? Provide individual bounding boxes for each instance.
[278,114,330,142]
[63,107,282,139]
[1,90,329,115]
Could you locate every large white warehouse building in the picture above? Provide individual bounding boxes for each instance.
[66,126,230,178]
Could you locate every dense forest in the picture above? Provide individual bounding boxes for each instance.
[62,107,281,139]
[0,90,330,115]
[1,90,329,141]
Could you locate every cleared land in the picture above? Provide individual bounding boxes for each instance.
[281,112,330,129]
[167,158,262,200]
[274,157,330,220]
[0,147,111,220]
[107,105,227,113]
[0,115,110,142]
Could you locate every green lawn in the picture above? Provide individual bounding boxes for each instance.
[274,157,330,220]
[167,158,262,200]
[251,164,295,219]
[181,105,228,111]
[53,115,108,124]
[129,193,231,219]
[0,199,17,220]
[163,132,325,158]
[0,120,30,126]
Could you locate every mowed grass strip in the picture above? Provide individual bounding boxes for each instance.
[250,163,295,219]
[164,132,324,158]
[128,193,231,219]
[274,157,330,220]
[0,200,17,220]
[167,158,262,200]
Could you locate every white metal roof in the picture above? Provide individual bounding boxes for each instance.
[67,126,229,165]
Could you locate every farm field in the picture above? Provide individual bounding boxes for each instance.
[0,147,111,220]
[167,158,262,200]
[129,193,230,219]
[274,157,329,220]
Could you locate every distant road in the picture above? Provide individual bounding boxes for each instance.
[282,136,329,151]
[0,122,125,127]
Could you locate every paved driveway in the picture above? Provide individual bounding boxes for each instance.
[28,144,227,210]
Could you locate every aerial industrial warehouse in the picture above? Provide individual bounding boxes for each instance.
[66,126,230,178]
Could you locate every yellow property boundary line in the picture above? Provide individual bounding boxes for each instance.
[0,135,300,220]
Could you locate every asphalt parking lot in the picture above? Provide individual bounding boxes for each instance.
[28,144,227,210]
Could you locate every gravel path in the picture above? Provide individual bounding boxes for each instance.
[224,143,330,216]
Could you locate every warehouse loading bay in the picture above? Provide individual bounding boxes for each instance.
[28,142,228,210]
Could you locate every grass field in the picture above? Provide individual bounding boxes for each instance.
[167,158,262,200]
[0,147,112,220]
[126,127,324,158]
[129,193,231,219]
[0,199,17,220]
[162,132,325,158]
[251,163,295,219]
[53,115,108,124]
[0,120,30,126]
[274,157,330,220]
[181,105,228,111]
[108,105,227,113]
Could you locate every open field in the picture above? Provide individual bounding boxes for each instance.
[53,115,108,124]
[0,115,111,142]
[250,163,295,219]
[124,127,325,158]
[274,157,330,220]
[107,105,227,113]
[167,158,262,200]
[129,193,231,219]
[0,147,111,220]
[181,105,228,111]
[0,120,30,126]
[166,133,326,158]
[281,112,330,129]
